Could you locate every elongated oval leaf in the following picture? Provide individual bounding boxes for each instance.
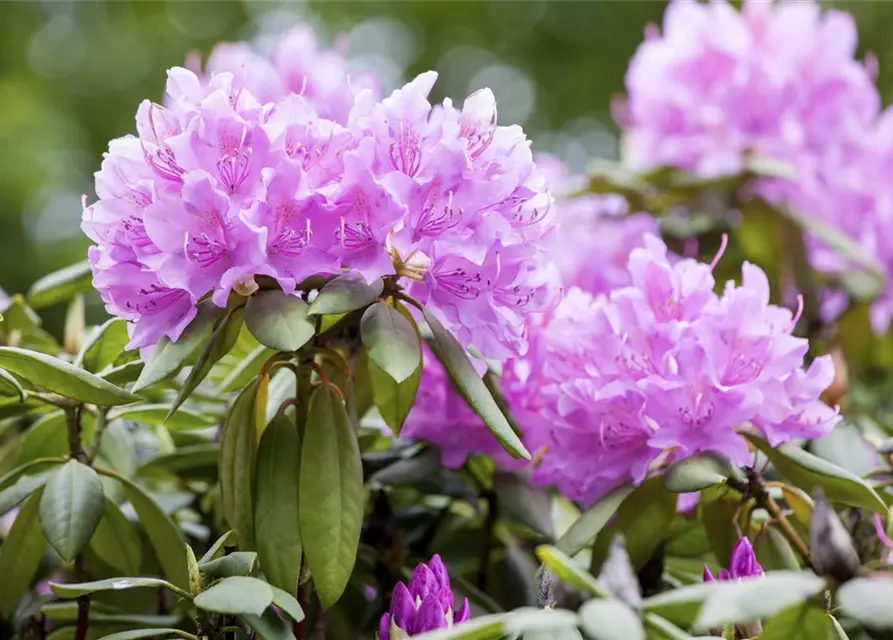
[299,384,364,609]
[39,460,105,561]
[410,615,505,639]
[0,490,46,616]
[220,379,259,550]
[199,530,238,564]
[536,545,608,598]
[193,576,273,615]
[245,291,315,352]
[89,498,143,575]
[51,576,182,598]
[99,469,189,590]
[271,586,304,623]
[0,347,137,405]
[132,302,219,392]
[19,410,68,463]
[0,469,53,516]
[662,453,733,493]
[745,435,886,512]
[92,630,194,640]
[255,412,303,593]
[77,318,130,373]
[837,576,893,628]
[198,551,257,578]
[167,306,245,419]
[579,599,645,640]
[361,303,421,383]
[307,273,384,316]
[556,483,633,556]
[27,260,93,309]
[423,309,528,460]
[0,368,24,402]
[110,404,216,431]
[243,609,293,640]
[758,604,834,639]
[100,360,144,386]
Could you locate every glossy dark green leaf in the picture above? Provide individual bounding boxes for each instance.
[591,477,677,572]
[243,609,293,640]
[758,604,834,639]
[556,483,633,556]
[423,308,527,460]
[745,434,886,512]
[361,302,421,383]
[220,379,259,550]
[299,384,364,610]
[0,347,137,405]
[77,318,130,373]
[132,302,219,392]
[198,551,257,577]
[89,497,143,575]
[111,404,215,431]
[108,470,189,589]
[193,576,273,615]
[51,576,185,598]
[662,452,733,493]
[579,599,645,640]
[38,459,105,561]
[307,273,383,316]
[255,412,303,594]
[27,260,93,309]
[535,545,608,598]
[167,305,245,419]
[837,576,893,628]
[245,291,315,352]
[0,368,24,402]
[0,490,46,616]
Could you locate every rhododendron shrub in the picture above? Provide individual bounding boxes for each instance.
[5,5,893,640]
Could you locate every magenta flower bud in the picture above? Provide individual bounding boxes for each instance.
[378,556,469,638]
[703,565,716,583]
[728,538,763,579]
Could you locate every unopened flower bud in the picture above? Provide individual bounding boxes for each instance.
[810,489,860,583]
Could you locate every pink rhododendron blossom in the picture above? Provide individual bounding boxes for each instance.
[520,236,839,506]
[83,28,554,358]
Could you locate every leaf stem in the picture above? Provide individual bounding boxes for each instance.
[759,492,811,563]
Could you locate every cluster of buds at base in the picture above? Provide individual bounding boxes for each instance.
[378,555,470,638]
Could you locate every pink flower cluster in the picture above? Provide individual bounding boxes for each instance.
[83,27,554,359]
[522,236,839,505]
[622,0,893,332]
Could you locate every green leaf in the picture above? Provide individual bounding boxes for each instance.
[591,477,677,572]
[217,344,274,393]
[0,469,52,516]
[167,305,245,419]
[410,615,505,639]
[77,318,130,373]
[220,379,259,550]
[535,545,609,597]
[361,302,421,383]
[307,273,384,316]
[662,452,733,493]
[700,485,742,571]
[270,585,304,622]
[27,260,93,309]
[19,410,68,463]
[745,434,887,512]
[51,576,185,598]
[830,616,850,640]
[556,483,633,556]
[837,575,893,628]
[503,609,580,635]
[642,571,824,629]
[110,404,216,431]
[100,360,144,386]
[642,614,695,640]
[0,347,137,405]
[139,445,219,479]
[579,599,645,640]
[245,291,315,352]
[368,305,422,434]
[753,524,800,571]
[0,368,24,402]
[38,459,105,561]
[89,498,143,575]
[193,576,273,615]
[423,308,528,460]
[199,530,238,564]
[243,609,293,640]
[133,302,219,392]
[255,412,303,594]
[105,470,189,590]
[198,551,258,577]
[93,630,196,640]
[494,470,553,537]
[0,490,46,616]
[299,384,364,610]
[758,604,834,639]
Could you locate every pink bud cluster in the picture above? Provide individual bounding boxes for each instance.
[83,26,554,359]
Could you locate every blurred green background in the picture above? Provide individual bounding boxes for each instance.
[0,0,888,331]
